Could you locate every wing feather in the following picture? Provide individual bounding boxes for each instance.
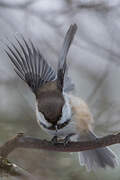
[57,24,77,92]
[5,38,56,95]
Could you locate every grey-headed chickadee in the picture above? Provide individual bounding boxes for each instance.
[5,24,119,171]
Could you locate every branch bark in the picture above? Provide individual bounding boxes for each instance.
[0,157,36,180]
[0,132,120,158]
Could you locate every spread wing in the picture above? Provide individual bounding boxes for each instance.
[5,38,56,95]
[57,24,77,92]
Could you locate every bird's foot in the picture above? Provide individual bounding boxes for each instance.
[51,136,58,145]
[63,133,75,147]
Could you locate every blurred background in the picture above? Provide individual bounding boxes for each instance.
[0,0,120,179]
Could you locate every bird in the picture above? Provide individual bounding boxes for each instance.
[5,24,119,171]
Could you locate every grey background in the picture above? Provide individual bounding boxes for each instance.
[0,0,120,179]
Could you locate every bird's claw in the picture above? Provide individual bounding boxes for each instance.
[51,133,75,146]
[51,136,58,145]
[63,133,75,147]
[63,135,71,147]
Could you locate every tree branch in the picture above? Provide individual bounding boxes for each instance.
[0,157,36,180]
[0,132,120,158]
[0,0,38,9]
[0,132,120,178]
[69,0,120,9]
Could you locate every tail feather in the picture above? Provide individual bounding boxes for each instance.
[5,38,56,95]
[77,131,119,171]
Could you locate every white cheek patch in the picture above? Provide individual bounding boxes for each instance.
[35,98,75,137]
[58,93,72,125]
[35,102,51,128]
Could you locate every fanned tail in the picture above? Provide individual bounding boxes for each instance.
[77,131,119,171]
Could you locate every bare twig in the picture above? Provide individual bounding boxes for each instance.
[68,0,120,9]
[0,132,120,158]
[0,0,38,9]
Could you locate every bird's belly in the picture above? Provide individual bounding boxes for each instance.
[39,120,76,137]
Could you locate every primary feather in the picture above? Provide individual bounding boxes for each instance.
[5,24,77,95]
[57,24,77,92]
[5,38,56,95]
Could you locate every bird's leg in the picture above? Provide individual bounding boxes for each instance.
[51,125,58,145]
[63,133,75,146]
[51,135,58,145]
